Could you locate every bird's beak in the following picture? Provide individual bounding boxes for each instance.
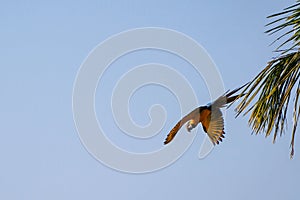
[186,124,192,132]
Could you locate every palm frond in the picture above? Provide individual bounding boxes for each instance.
[236,1,300,158]
[264,1,300,54]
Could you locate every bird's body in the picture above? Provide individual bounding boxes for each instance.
[164,85,245,145]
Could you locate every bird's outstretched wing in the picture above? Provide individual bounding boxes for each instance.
[164,107,200,145]
[203,108,225,145]
[202,84,246,144]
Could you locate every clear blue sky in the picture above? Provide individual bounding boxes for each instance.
[1,0,299,199]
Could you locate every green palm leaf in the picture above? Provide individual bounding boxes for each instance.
[236,1,300,158]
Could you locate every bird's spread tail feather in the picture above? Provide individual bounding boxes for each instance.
[212,84,247,108]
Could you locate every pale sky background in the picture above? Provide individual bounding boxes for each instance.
[1,0,300,199]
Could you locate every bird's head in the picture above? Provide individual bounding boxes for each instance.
[186,120,196,132]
